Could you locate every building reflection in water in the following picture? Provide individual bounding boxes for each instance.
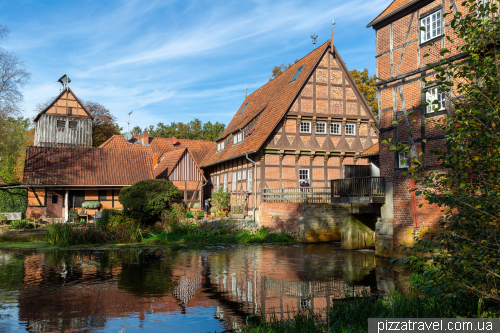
[0,244,406,332]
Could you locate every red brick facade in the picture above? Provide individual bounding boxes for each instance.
[370,0,468,251]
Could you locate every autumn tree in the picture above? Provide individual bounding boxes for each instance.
[350,68,378,115]
[84,101,122,147]
[0,23,31,183]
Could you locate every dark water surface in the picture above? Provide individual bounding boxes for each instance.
[0,243,407,333]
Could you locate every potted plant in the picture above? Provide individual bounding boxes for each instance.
[82,201,100,210]
[210,207,217,219]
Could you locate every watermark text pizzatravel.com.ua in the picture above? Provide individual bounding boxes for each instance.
[368,318,499,333]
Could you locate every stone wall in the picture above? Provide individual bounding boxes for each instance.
[262,202,378,243]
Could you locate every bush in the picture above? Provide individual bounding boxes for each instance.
[10,219,34,229]
[96,209,121,231]
[107,211,142,243]
[211,187,229,212]
[68,209,78,223]
[161,203,188,226]
[119,179,181,223]
[0,189,27,214]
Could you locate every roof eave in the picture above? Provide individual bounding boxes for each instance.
[201,150,258,168]
[366,0,421,28]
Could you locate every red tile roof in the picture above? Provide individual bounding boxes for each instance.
[360,142,379,156]
[154,148,187,179]
[23,146,154,186]
[99,135,214,166]
[367,0,416,27]
[200,41,332,167]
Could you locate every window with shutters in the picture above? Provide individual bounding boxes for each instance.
[69,121,78,129]
[421,10,441,43]
[57,120,66,128]
[247,169,253,193]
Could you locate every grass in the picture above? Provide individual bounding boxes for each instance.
[46,223,109,247]
[242,289,493,333]
[142,225,294,244]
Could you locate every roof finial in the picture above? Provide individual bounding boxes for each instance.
[245,87,248,98]
[311,34,318,49]
[58,74,71,90]
[331,19,336,54]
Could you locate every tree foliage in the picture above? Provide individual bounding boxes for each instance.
[145,118,226,141]
[349,68,378,115]
[0,117,31,182]
[389,0,500,304]
[0,188,27,213]
[119,179,181,224]
[270,60,299,80]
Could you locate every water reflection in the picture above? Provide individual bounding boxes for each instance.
[0,244,406,332]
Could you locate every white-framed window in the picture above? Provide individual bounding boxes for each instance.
[223,174,228,192]
[299,169,309,182]
[237,171,241,181]
[399,154,410,168]
[232,172,237,185]
[426,87,446,113]
[242,170,246,180]
[300,121,311,133]
[345,123,356,135]
[247,169,253,192]
[217,141,225,152]
[421,10,441,43]
[233,132,244,145]
[216,175,220,189]
[330,122,341,135]
[315,122,326,134]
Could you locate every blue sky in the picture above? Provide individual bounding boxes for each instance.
[1,0,388,131]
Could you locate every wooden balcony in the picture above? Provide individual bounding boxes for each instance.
[262,177,385,204]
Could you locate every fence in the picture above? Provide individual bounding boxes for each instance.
[331,177,385,198]
[262,177,385,203]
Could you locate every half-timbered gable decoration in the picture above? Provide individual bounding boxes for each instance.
[34,75,93,148]
[154,148,206,210]
[201,40,379,217]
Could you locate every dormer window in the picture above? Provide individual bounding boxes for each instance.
[217,141,225,152]
[290,65,304,84]
[239,103,249,115]
[233,132,244,145]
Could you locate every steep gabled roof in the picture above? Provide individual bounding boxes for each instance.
[99,135,214,166]
[34,87,94,122]
[154,148,187,179]
[200,39,378,167]
[23,147,153,186]
[367,0,417,28]
[200,41,331,167]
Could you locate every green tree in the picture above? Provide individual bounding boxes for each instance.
[389,0,500,304]
[146,119,225,140]
[270,59,299,80]
[349,68,378,115]
[0,117,31,182]
[119,179,181,224]
[130,126,142,136]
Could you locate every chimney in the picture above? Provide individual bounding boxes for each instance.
[153,144,158,166]
[331,19,336,54]
[143,130,149,145]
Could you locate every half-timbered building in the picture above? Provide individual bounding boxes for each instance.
[200,40,379,219]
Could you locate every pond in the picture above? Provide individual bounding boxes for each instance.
[0,244,408,332]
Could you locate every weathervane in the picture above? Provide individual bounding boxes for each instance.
[311,34,318,49]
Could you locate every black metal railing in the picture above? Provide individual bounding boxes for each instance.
[330,177,385,198]
[263,187,331,203]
